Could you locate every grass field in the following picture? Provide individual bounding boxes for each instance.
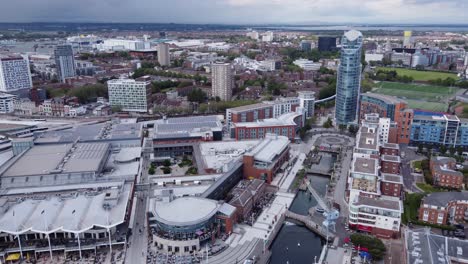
[377,67,457,81]
[372,82,455,112]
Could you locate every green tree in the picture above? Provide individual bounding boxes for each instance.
[323,117,333,128]
[350,234,386,261]
[187,89,207,103]
[417,144,424,154]
[449,147,456,155]
[163,159,171,167]
[348,125,358,135]
[148,165,155,175]
[439,145,447,155]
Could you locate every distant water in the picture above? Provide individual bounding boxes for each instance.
[253,25,468,32]
[270,224,324,264]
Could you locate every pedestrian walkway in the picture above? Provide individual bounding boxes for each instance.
[305,181,328,210]
[285,211,335,241]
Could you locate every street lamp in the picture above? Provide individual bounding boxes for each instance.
[13,210,23,260]
[41,209,53,260]
[107,212,112,255]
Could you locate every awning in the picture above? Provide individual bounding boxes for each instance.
[6,253,20,261]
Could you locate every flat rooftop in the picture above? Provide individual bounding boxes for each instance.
[381,154,401,163]
[422,192,468,207]
[381,173,403,184]
[232,112,301,128]
[227,103,269,113]
[354,196,402,211]
[35,121,141,143]
[0,182,132,234]
[382,143,399,150]
[356,127,378,151]
[352,177,377,193]
[199,140,260,171]
[153,197,219,226]
[352,157,378,175]
[153,115,222,139]
[246,134,290,163]
[2,142,110,177]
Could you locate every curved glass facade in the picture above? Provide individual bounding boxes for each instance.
[335,30,363,126]
[153,215,218,241]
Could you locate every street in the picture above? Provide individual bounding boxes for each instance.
[125,149,151,263]
[399,145,425,193]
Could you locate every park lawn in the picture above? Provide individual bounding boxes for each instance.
[402,193,424,224]
[406,100,448,112]
[413,160,422,170]
[377,67,457,81]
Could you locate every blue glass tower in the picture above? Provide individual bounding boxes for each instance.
[335,30,363,126]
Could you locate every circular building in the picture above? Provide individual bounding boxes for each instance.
[150,196,223,254]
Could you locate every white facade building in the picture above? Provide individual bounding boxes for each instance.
[0,55,33,93]
[211,63,233,101]
[98,39,150,51]
[293,59,321,71]
[0,93,16,114]
[262,31,274,42]
[378,117,391,144]
[298,91,315,118]
[14,98,37,115]
[107,79,151,113]
[157,43,170,66]
[246,31,259,40]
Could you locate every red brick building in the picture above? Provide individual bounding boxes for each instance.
[380,155,401,174]
[380,173,403,197]
[430,157,464,189]
[418,192,468,225]
[242,134,290,183]
[381,143,400,156]
[228,179,266,222]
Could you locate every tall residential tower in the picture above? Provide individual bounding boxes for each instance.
[335,30,363,126]
[157,43,170,66]
[54,44,76,83]
[211,62,233,101]
[0,55,33,94]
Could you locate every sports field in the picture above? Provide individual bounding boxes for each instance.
[377,67,457,81]
[373,82,456,112]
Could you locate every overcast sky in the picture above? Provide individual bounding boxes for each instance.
[0,0,466,24]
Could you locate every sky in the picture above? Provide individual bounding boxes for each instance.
[0,0,466,24]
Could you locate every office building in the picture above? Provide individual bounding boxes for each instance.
[0,55,33,93]
[157,43,170,66]
[300,41,312,51]
[98,38,150,51]
[0,93,16,114]
[54,44,76,83]
[403,31,413,48]
[318,37,337,52]
[107,78,152,113]
[246,31,259,40]
[211,62,233,101]
[335,30,363,126]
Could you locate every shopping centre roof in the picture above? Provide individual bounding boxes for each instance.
[154,197,219,226]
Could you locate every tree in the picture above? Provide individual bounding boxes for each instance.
[338,124,346,132]
[187,88,207,103]
[162,167,171,174]
[323,117,333,128]
[111,105,122,113]
[348,125,358,135]
[457,147,464,156]
[415,65,425,71]
[163,159,171,167]
[148,165,155,175]
[440,145,447,155]
[449,147,456,155]
[350,234,386,261]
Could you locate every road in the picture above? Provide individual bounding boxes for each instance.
[400,145,425,193]
[125,147,151,263]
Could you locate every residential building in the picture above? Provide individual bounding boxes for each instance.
[232,112,303,141]
[157,43,170,66]
[14,98,38,115]
[211,63,233,101]
[107,78,152,113]
[298,91,315,118]
[380,173,403,197]
[335,30,363,126]
[381,143,400,156]
[261,31,274,42]
[54,44,76,83]
[318,37,337,52]
[381,155,401,174]
[228,179,266,222]
[0,54,33,93]
[349,195,403,238]
[430,157,464,189]
[403,31,413,48]
[243,134,290,183]
[0,93,15,114]
[410,113,466,148]
[418,192,468,225]
[246,31,259,40]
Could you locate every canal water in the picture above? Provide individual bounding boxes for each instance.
[270,161,332,264]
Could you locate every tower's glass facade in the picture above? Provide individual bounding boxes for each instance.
[335,30,363,126]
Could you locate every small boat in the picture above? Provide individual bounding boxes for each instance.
[297,242,301,247]
[315,207,325,214]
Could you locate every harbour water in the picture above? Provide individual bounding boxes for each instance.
[270,174,330,264]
